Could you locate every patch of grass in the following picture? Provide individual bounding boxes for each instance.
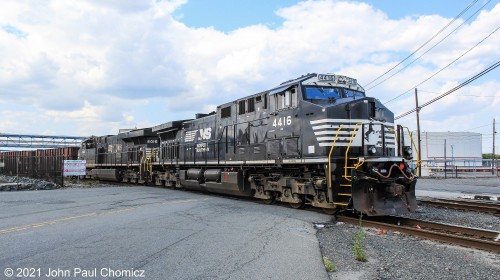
[353,215,367,262]
[322,256,336,272]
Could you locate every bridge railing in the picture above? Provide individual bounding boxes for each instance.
[0,133,86,149]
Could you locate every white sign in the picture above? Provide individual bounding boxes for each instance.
[63,160,86,176]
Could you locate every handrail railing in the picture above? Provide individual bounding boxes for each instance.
[402,126,421,175]
[344,123,362,181]
[328,125,344,190]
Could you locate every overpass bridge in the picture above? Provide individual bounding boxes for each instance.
[0,133,87,149]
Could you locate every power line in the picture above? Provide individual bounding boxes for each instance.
[455,95,500,97]
[418,90,500,96]
[384,23,499,104]
[462,123,492,131]
[367,0,491,91]
[395,59,500,119]
[363,0,479,88]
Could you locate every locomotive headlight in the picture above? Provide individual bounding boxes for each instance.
[404,147,413,156]
[368,146,377,155]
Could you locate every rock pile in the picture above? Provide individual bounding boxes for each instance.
[0,175,59,191]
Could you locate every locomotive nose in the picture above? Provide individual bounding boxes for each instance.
[334,98,393,124]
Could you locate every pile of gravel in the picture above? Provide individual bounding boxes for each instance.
[402,204,500,231]
[317,206,500,279]
[0,175,117,191]
[0,175,59,191]
[62,179,120,189]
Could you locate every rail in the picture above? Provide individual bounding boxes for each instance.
[419,198,500,215]
[337,215,500,253]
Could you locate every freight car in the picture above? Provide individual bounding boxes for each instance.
[80,73,417,216]
[0,147,79,182]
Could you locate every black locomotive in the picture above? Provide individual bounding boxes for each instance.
[79,73,417,216]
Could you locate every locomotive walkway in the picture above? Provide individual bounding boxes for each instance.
[0,186,331,279]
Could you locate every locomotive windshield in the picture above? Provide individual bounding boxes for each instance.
[344,89,365,99]
[304,86,364,100]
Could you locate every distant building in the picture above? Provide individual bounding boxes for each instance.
[406,131,482,167]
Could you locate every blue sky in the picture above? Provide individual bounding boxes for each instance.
[176,0,477,31]
[0,0,498,152]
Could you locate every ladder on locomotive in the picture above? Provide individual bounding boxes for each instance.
[140,148,153,181]
[328,123,363,207]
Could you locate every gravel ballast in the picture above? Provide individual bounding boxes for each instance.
[0,175,120,191]
[0,175,59,191]
[317,205,500,279]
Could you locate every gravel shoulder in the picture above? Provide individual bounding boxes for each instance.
[317,205,500,280]
[0,175,123,191]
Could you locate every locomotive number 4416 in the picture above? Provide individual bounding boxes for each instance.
[272,116,292,127]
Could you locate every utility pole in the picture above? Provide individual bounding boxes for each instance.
[415,88,422,177]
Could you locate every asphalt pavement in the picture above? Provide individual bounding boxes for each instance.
[0,186,331,280]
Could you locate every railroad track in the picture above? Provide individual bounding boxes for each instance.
[83,180,500,254]
[418,198,500,215]
[336,215,500,253]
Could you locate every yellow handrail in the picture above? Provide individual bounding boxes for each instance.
[141,148,153,178]
[403,126,421,175]
[344,123,362,181]
[328,125,344,189]
[389,126,420,164]
[354,158,365,169]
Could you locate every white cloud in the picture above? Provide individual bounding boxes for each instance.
[0,0,499,152]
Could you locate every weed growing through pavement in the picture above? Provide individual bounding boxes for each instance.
[323,256,336,272]
[353,215,367,262]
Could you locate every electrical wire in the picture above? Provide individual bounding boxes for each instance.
[448,95,499,97]
[364,0,479,88]
[367,0,491,91]
[384,24,499,104]
[395,59,500,119]
[419,90,500,99]
[462,123,493,131]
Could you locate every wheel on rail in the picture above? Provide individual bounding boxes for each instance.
[262,196,276,205]
[289,200,305,209]
[322,208,336,215]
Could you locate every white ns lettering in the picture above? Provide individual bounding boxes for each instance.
[198,128,212,140]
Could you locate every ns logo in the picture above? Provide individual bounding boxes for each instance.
[198,127,212,141]
[185,127,212,142]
